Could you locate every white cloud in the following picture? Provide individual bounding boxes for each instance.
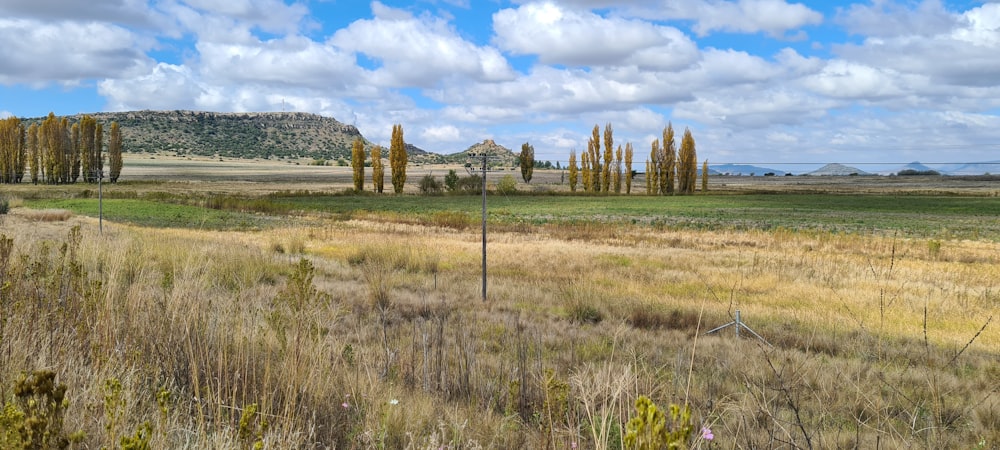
[195,36,367,93]
[176,0,310,35]
[328,2,515,87]
[421,124,463,143]
[99,63,207,110]
[0,18,152,85]
[492,2,699,70]
[837,0,956,38]
[834,3,1000,92]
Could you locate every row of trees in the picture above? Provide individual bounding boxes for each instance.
[646,123,699,195]
[566,122,703,195]
[350,124,409,193]
[0,113,123,184]
[567,124,637,194]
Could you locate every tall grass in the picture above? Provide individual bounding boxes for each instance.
[0,211,995,448]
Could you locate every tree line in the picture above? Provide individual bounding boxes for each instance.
[567,122,705,195]
[0,113,124,184]
[350,123,409,193]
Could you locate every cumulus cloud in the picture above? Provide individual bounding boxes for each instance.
[195,36,367,93]
[420,124,464,145]
[563,0,823,37]
[492,2,699,70]
[329,2,514,87]
[0,18,152,85]
[834,3,1000,92]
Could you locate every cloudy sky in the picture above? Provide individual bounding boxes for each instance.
[1,0,999,168]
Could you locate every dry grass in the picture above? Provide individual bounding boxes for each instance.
[0,210,996,449]
[14,208,74,222]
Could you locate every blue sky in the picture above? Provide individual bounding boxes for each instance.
[2,0,999,168]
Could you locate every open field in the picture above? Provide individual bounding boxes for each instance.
[1,159,998,449]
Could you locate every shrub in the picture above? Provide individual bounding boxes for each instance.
[444,169,459,192]
[456,175,482,194]
[418,174,443,194]
[496,174,517,195]
[0,198,8,215]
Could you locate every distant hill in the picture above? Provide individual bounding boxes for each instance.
[947,161,1000,175]
[807,163,870,176]
[25,110,435,162]
[443,139,519,167]
[710,164,785,176]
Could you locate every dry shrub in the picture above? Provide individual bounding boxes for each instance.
[21,208,73,222]
[430,211,472,230]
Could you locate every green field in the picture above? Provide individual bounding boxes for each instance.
[26,192,1000,239]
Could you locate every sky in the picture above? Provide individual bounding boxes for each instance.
[1,0,999,169]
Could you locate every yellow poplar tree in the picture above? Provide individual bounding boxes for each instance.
[351,137,365,191]
[662,123,676,195]
[108,122,123,182]
[27,123,38,184]
[649,140,660,195]
[645,159,652,195]
[678,128,697,194]
[371,145,384,193]
[568,150,578,192]
[589,125,600,191]
[0,117,21,183]
[613,144,622,194]
[602,123,612,193]
[701,159,709,192]
[581,147,592,192]
[389,124,407,194]
[624,142,633,195]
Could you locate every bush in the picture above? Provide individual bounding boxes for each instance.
[418,174,443,194]
[496,174,517,195]
[0,198,8,215]
[444,169,459,192]
[456,175,482,194]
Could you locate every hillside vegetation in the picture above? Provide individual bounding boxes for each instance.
[65,111,375,161]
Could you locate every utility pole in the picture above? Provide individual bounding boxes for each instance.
[467,152,501,301]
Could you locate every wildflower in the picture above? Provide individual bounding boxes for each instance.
[571,442,578,449]
[342,402,350,409]
[701,426,714,441]
[388,399,399,405]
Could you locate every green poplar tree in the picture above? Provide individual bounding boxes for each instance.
[520,142,534,183]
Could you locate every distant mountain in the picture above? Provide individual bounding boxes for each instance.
[710,164,785,176]
[946,161,1000,175]
[807,163,871,176]
[443,139,518,167]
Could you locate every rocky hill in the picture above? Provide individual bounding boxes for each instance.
[806,163,870,176]
[32,110,430,162]
[442,139,519,167]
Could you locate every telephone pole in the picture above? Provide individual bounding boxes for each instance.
[467,152,502,301]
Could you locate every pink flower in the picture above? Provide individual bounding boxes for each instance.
[342,402,349,409]
[701,426,714,441]
[571,442,578,449]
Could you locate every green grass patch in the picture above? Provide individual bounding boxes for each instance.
[272,193,1000,240]
[23,198,272,230]
[23,192,1000,239]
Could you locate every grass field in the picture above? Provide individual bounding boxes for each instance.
[1,162,998,449]
[22,190,1000,240]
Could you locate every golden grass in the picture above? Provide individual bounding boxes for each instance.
[0,212,996,448]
